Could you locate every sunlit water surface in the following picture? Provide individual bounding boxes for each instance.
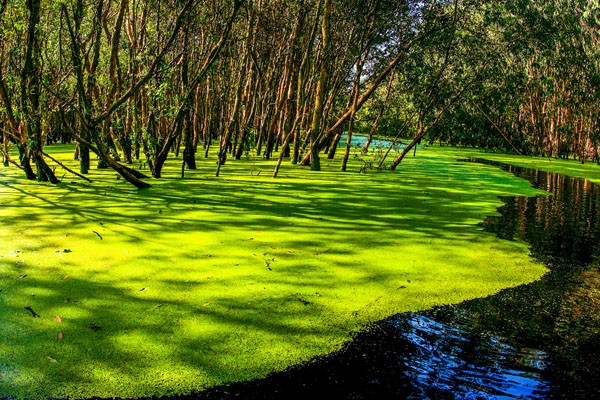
[194,160,600,399]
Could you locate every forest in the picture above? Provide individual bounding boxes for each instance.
[1,1,600,399]
[1,0,598,188]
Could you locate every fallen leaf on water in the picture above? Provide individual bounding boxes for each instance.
[54,316,62,323]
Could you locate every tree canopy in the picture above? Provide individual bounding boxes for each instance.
[1,0,599,188]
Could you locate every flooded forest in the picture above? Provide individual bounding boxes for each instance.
[1,1,599,399]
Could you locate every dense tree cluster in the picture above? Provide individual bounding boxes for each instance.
[0,0,598,188]
[422,1,600,160]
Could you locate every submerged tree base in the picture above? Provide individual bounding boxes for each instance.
[0,145,548,399]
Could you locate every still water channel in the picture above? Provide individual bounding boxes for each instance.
[196,159,599,399]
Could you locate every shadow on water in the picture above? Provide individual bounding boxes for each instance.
[186,159,599,400]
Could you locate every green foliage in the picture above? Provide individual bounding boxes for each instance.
[440,0,600,158]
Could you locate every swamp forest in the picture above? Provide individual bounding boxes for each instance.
[0,0,599,399]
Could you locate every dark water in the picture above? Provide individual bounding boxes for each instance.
[189,160,600,400]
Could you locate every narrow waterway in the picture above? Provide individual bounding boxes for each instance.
[194,160,599,400]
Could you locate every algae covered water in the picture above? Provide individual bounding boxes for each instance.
[196,160,599,399]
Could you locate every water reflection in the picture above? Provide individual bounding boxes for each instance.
[478,162,600,267]
[195,159,599,400]
[390,313,551,399]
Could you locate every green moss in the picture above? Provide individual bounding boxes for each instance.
[0,145,548,398]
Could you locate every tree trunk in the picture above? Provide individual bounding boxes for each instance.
[307,0,331,171]
[341,56,364,172]
[21,0,58,183]
[363,70,394,153]
[183,114,197,170]
[389,121,424,170]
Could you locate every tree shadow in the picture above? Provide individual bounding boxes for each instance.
[0,147,548,398]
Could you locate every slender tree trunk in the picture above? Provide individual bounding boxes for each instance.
[0,62,35,178]
[216,71,245,176]
[377,115,413,169]
[327,127,343,160]
[307,0,331,171]
[363,70,394,153]
[1,123,7,167]
[390,120,424,170]
[297,33,420,167]
[181,27,196,170]
[22,0,58,183]
[341,57,364,171]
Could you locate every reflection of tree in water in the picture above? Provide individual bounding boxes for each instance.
[465,161,600,398]
[366,162,600,399]
[192,161,600,400]
[481,165,600,267]
[418,267,600,398]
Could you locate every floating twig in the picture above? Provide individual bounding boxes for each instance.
[24,306,40,318]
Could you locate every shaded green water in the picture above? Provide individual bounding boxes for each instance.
[0,145,546,399]
[192,159,599,399]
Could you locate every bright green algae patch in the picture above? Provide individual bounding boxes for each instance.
[457,147,600,185]
[0,145,547,398]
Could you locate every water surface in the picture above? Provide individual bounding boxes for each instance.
[194,160,600,399]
